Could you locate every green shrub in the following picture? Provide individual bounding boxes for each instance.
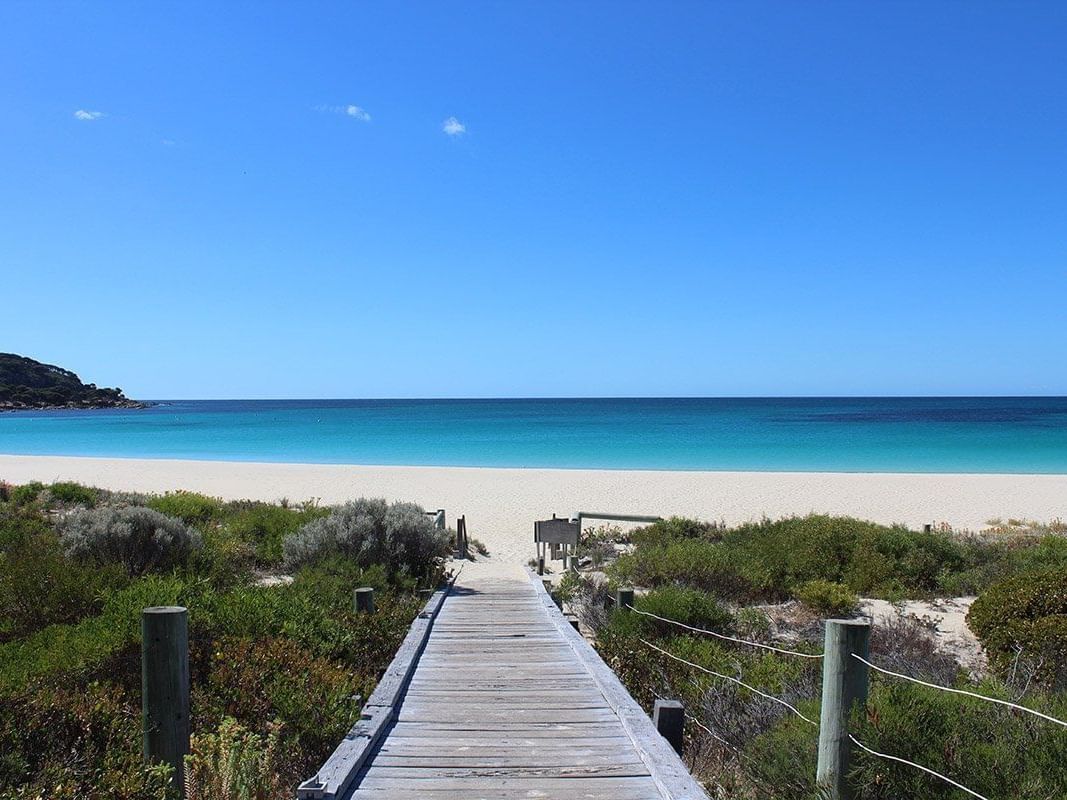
[47,481,100,507]
[636,584,733,632]
[0,533,128,640]
[611,537,757,599]
[968,568,1067,687]
[607,585,733,642]
[224,503,322,566]
[629,516,723,548]
[282,498,449,580]
[793,579,859,617]
[612,514,1000,601]
[0,502,51,550]
[1004,535,1067,575]
[148,491,225,526]
[196,525,258,588]
[60,506,202,575]
[9,481,45,506]
[0,574,190,691]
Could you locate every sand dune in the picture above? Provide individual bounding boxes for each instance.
[1,454,1064,564]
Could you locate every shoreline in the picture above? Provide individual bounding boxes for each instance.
[3,454,1065,565]
[5,450,1067,476]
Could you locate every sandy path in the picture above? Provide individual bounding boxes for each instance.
[2,455,1065,565]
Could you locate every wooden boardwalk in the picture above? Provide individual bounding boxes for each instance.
[302,561,707,800]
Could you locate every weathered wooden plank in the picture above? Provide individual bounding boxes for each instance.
[381,738,631,750]
[359,764,651,778]
[349,775,662,799]
[382,722,631,738]
[397,707,618,724]
[371,759,644,772]
[378,740,632,753]
[401,697,610,710]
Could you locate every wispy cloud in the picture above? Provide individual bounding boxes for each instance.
[316,104,371,122]
[73,109,104,121]
[344,104,371,121]
[442,116,466,136]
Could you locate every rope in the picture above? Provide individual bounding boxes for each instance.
[689,715,739,751]
[639,638,818,727]
[848,734,990,800]
[626,605,823,659]
[641,636,996,799]
[852,654,1067,729]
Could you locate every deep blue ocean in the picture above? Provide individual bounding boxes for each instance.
[1,397,1066,473]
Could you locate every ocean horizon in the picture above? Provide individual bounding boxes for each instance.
[2,396,1067,474]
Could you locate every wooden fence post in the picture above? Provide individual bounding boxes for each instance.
[616,587,635,612]
[142,606,190,794]
[653,699,685,755]
[816,619,871,800]
[457,515,469,560]
[354,587,375,614]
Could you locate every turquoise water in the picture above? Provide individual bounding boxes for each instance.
[1,398,1066,473]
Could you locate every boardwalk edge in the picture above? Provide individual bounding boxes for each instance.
[295,565,460,799]
[526,569,710,800]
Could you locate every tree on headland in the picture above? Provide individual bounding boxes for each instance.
[0,352,144,410]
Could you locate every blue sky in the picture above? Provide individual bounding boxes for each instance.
[1,2,1064,398]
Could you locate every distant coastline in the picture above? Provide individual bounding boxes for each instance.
[0,396,149,412]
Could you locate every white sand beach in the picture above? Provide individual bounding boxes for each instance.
[2,454,1064,565]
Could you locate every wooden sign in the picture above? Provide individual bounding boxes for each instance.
[534,517,579,546]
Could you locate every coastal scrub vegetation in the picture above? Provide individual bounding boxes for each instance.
[0,481,452,799]
[566,514,1067,799]
[282,498,450,582]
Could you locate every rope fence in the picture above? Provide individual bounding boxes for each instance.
[619,595,1063,800]
[639,637,818,727]
[852,652,1067,729]
[846,734,990,800]
[627,605,824,659]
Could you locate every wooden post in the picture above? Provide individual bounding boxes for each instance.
[354,587,375,614]
[458,515,469,560]
[616,587,635,612]
[653,699,685,755]
[816,619,871,799]
[142,606,190,793]
[537,555,545,575]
